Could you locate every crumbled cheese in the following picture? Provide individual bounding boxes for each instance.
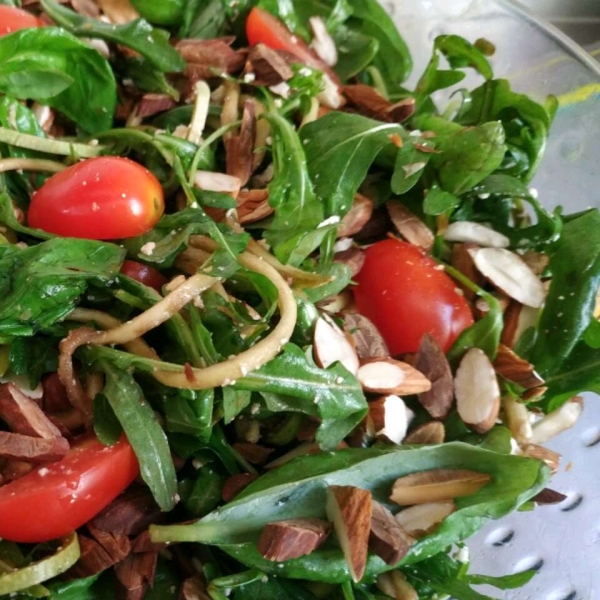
[243,72,256,83]
[140,241,156,256]
[317,216,341,228]
[269,82,291,98]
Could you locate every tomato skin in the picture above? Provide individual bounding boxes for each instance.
[121,260,167,292]
[0,6,44,36]
[0,434,139,543]
[246,7,339,82]
[28,157,164,240]
[353,239,474,355]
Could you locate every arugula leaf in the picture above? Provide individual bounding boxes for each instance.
[116,57,180,100]
[100,360,178,511]
[262,112,324,265]
[0,97,46,158]
[435,35,493,80]
[0,28,116,133]
[232,577,319,600]
[8,336,58,388]
[93,394,122,446]
[236,343,367,449]
[151,443,548,582]
[41,0,185,73]
[423,184,461,216]
[179,0,227,39]
[0,238,124,335]
[302,112,402,218]
[333,24,379,81]
[458,79,554,182]
[391,140,432,195]
[131,0,184,26]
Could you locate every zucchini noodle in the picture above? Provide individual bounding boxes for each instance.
[60,251,297,412]
[0,158,67,174]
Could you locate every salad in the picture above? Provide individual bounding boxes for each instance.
[0,0,594,598]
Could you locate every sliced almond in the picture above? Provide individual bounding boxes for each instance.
[236,189,273,224]
[309,16,338,67]
[258,518,330,562]
[501,301,539,348]
[455,348,500,434]
[264,441,319,469]
[521,250,550,276]
[520,443,561,474]
[247,44,293,86]
[533,488,567,506]
[444,221,509,248]
[316,291,354,315]
[334,247,365,278]
[313,316,360,375]
[317,73,344,110]
[468,247,545,308]
[386,200,434,252]
[358,359,431,396]
[494,344,545,389]
[451,243,483,300]
[529,397,583,444]
[369,501,414,565]
[376,571,418,600]
[343,313,389,360]
[193,171,241,198]
[395,501,456,537]
[415,334,454,419]
[225,99,256,187]
[97,0,138,23]
[390,469,490,506]
[326,485,373,583]
[403,421,445,445]
[369,395,413,445]
[221,473,258,502]
[502,396,532,443]
[346,415,377,449]
[522,386,547,402]
[231,442,274,465]
[337,194,374,238]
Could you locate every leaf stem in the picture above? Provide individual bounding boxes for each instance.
[0,128,105,158]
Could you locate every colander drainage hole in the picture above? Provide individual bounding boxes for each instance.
[559,492,583,512]
[581,426,600,447]
[485,526,514,547]
[547,589,578,600]
[513,555,544,574]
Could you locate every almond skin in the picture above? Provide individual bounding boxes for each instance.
[386,200,434,252]
[395,501,456,537]
[390,469,490,506]
[403,421,445,445]
[415,334,454,419]
[493,344,545,389]
[313,316,360,375]
[343,313,389,360]
[358,359,431,396]
[258,518,331,562]
[326,485,373,583]
[369,501,414,565]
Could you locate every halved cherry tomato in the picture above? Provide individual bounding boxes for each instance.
[0,434,139,543]
[246,7,339,82]
[353,239,474,355]
[0,5,44,36]
[121,259,167,292]
[28,157,164,240]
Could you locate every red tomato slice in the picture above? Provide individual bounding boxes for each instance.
[0,5,44,36]
[353,239,474,355]
[28,157,165,240]
[121,260,167,292]
[0,434,139,543]
[246,7,339,83]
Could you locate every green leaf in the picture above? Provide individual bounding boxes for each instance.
[179,0,227,39]
[262,112,323,265]
[302,112,403,217]
[131,0,184,26]
[0,96,46,158]
[232,577,319,600]
[93,394,122,446]
[182,464,224,518]
[8,336,58,388]
[423,184,461,216]
[151,443,548,582]
[116,57,180,100]
[434,35,493,80]
[236,344,367,449]
[0,28,116,133]
[391,140,432,195]
[100,361,177,511]
[429,121,507,196]
[0,238,124,336]
[333,25,379,81]
[41,0,185,73]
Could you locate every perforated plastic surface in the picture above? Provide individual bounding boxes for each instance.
[384,2,600,598]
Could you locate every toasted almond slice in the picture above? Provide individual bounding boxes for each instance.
[369,501,414,565]
[376,571,418,600]
[529,397,583,444]
[415,334,454,419]
[193,171,241,197]
[403,421,445,445]
[501,301,539,348]
[334,247,365,278]
[264,441,319,469]
[316,291,354,314]
[343,313,389,360]
[520,443,561,474]
[309,16,338,66]
[326,485,373,583]
[502,396,532,443]
[451,243,483,300]
[533,488,567,506]
[444,221,509,248]
[521,250,550,276]
[337,194,373,238]
[318,73,343,110]
[390,469,490,506]
[395,501,456,537]
[455,348,500,434]
[386,200,434,252]
[468,247,545,308]
[494,344,545,389]
[313,316,359,375]
[369,395,413,445]
[258,518,331,561]
[358,359,431,395]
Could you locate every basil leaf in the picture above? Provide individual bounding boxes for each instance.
[236,343,367,449]
[100,360,178,511]
[131,0,184,26]
[0,238,124,336]
[0,28,116,133]
[302,112,403,217]
[41,0,185,73]
[151,444,548,582]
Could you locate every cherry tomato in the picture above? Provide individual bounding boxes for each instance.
[0,434,139,543]
[353,239,474,355]
[0,5,44,36]
[121,259,167,292]
[28,157,164,240]
[246,7,339,82]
